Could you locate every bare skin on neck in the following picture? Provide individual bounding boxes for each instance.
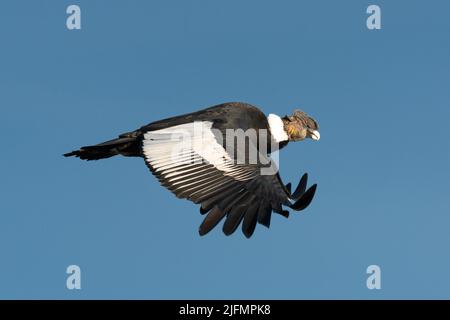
[282,110,320,142]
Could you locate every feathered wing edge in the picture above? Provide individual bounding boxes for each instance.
[198,173,317,238]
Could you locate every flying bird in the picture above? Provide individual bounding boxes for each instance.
[64,102,320,238]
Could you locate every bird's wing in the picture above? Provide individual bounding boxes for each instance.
[141,118,316,238]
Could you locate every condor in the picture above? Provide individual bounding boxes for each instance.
[64,102,320,238]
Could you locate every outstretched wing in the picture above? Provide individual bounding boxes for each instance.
[141,109,317,238]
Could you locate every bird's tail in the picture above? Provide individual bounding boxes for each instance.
[64,132,142,161]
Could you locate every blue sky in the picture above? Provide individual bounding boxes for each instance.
[0,0,449,299]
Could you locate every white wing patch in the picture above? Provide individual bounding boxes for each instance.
[142,121,256,191]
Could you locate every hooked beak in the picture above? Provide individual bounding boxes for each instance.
[310,130,320,141]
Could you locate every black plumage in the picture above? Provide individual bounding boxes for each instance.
[64,102,319,238]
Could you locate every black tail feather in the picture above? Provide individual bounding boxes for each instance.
[64,134,141,161]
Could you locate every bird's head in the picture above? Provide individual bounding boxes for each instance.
[282,110,320,142]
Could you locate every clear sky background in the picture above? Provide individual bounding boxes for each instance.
[0,0,449,299]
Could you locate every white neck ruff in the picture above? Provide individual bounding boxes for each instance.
[267,114,288,143]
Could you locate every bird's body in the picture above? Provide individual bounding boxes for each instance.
[65,102,320,238]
